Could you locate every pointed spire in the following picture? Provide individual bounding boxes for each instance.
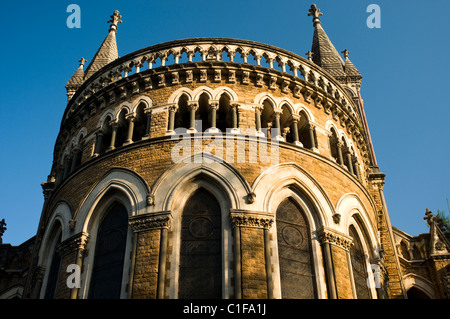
[83,10,121,80]
[308,4,345,78]
[65,57,87,101]
[341,49,362,78]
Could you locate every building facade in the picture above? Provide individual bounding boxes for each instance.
[1,5,449,299]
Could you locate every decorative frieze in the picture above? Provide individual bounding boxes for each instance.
[230,210,273,229]
[128,212,172,232]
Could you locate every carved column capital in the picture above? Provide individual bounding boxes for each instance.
[129,212,172,232]
[187,101,198,111]
[230,210,274,230]
[317,226,353,251]
[56,232,89,257]
[209,100,220,110]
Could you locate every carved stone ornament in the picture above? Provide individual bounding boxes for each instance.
[317,226,353,251]
[230,210,274,229]
[56,232,89,257]
[129,212,172,232]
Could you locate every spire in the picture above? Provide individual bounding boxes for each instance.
[65,57,87,101]
[308,4,345,78]
[341,49,362,78]
[83,10,121,80]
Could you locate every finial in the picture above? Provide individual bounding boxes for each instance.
[306,51,314,61]
[108,10,122,33]
[341,49,350,60]
[78,57,87,67]
[308,4,323,26]
[0,219,6,244]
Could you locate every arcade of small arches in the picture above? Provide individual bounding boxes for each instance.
[57,87,363,185]
[38,164,381,299]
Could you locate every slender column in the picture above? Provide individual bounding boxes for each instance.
[208,100,219,131]
[125,114,136,145]
[336,140,344,165]
[291,114,302,146]
[187,101,198,132]
[346,151,354,174]
[308,123,316,149]
[273,109,282,140]
[70,147,81,172]
[230,103,239,133]
[56,232,89,299]
[254,105,263,134]
[129,212,172,299]
[354,160,361,179]
[143,107,152,138]
[93,130,103,157]
[107,120,119,151]
[166,104,178,133]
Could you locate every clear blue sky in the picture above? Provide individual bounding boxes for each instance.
[0,0,448,245]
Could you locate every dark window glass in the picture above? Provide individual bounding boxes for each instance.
[276,198,316,299]
[89,203,128,299]
[179,189,222,299]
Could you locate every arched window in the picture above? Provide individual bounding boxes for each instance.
[328,127,339,162]
[348,225,371,299]
[196,93,211,132]
[179,188,222,298]
[280,104,293,142]
[276,197,316,298]
[216,94,232,133]
[98,116,112,155]
[89,203,128,299]
[174,94,190,131]
[44,232,62,299]
[133,103,148,142]
[114,110,128,148]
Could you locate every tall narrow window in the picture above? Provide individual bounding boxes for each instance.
[349,226,371,299]
[179,189,222,299]
[44,233,62,299]
[276,198,315,298]
[89,203,128,299]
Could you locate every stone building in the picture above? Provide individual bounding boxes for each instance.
[1,5,449,299]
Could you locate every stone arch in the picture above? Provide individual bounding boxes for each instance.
[168,87,194,104]
[131,95,153,113]
[113,102,133,120]
[150,152,251,213]
[252,163,332,299]
[74,168,148,298]
[403,274,436,299]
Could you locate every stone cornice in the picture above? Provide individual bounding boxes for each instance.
[128,211,172,232]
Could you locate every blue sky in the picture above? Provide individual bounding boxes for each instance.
[0,0,448,245]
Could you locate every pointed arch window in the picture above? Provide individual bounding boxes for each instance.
[348,225,371,299]
[89,203,128,299]
[179,188,222,299]
[44,233,62,299]
[276,197,316,299]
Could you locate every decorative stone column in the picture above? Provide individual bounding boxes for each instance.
[317,226,354,299]
[336,139,344,165]
[254,105,264,136]
[124,114,136,145]
[93,129,103,157]
[143,107,152,138]
[128,212,172,299]
[291,114,302,146]
[107,119,119,151]
[346,150,354,174]
[230,103,240,134]
[308,123,318,152]
[56,232,89,299]
[230,210,274,299]
[166,103,178,134]
[187,101,198,133]
[207,100,219,132]
[272,109,283,140]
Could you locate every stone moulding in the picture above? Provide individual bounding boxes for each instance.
[56,232,89,257]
